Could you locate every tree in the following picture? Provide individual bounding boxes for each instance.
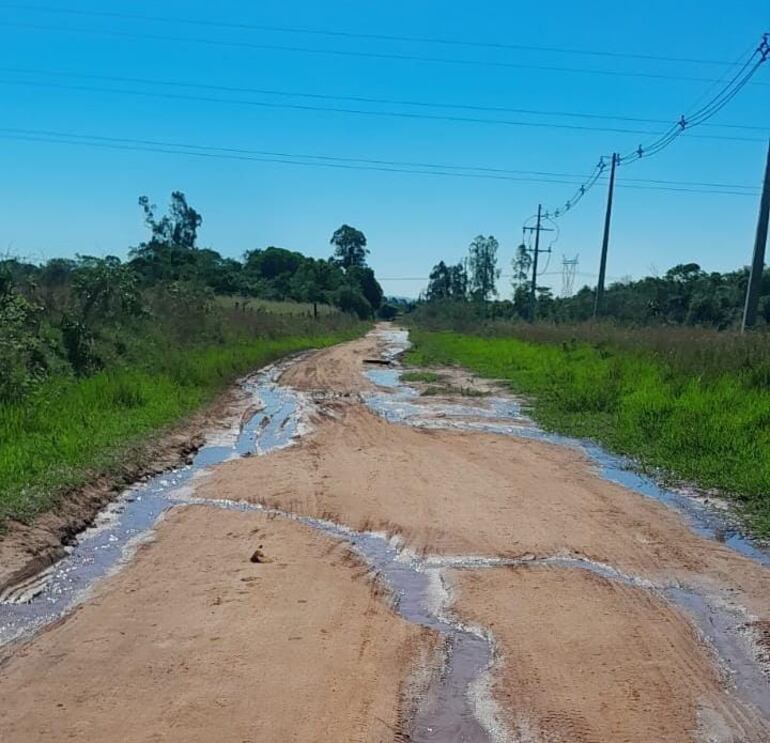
[426,260,467,302]
[330,225,368,269]
[426,261,451,301]
[511,243,532,290]
[467,235,500,301]
[71,255,142,322]
[333,285,372,319]
[346,265,383,309]
[448,262,468,300]
[130,192,203,283]
[138,191,202,249]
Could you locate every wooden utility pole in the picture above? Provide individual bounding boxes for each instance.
[522,204,553,320]
[530,204,542,314]
[593,152,618,318]
[741,139,770,332]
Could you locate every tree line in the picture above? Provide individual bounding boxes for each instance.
[423,235,770,329]
[0,191,388,401]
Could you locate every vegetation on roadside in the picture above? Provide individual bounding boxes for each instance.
[0,328,360,526]
[0,191,376,526]
[399,370,441,383]
[406,328,770,536]
[422,232,770,329]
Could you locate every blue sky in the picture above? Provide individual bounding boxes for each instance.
[1,1,768,297]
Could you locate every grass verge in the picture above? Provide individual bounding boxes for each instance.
[406,329,770,536]
[399,370,441,383]
[0,329,361,525]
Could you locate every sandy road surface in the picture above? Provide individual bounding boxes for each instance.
[452,566,762,742]
[201,358,770,617]
[0,506,429,742]
[1,325,769,742]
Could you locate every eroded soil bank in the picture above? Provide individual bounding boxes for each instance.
[0,369,259,594]
[1,325,769,742]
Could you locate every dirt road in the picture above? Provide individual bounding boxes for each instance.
[1,326,769,742]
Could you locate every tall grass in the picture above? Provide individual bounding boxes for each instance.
[407,330,770,535]
[0,329,361,525]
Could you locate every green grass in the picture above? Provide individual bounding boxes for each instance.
[0,329,361,525]
[407,330,770,536]
[400,370,441,383]
[214,296,340,316]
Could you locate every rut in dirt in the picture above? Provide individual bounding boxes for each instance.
[3,326,770,742]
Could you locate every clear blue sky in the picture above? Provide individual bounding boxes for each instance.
[1,1,768,297]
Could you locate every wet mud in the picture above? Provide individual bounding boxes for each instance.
[364,329,769,566]
[0,354,499,742]
[2,326,769,741]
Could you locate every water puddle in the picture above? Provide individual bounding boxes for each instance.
[0,361,307,645]
[177,497,496,742]
[2,328,769,741]
[427,552,770,720]
[0,351,498,742]
[363,329,770,567]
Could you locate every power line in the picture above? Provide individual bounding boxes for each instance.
[0,4,746,68]
[3,20,770,88]
[0,77,764,145]
[1,65,764,133]
[540,35,770,219]
[0,127,761,195]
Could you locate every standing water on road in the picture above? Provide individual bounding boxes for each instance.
[0,360,308,643]
[0,347,502,743]
[363,329,770,567]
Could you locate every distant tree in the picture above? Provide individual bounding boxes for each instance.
[377,303,398,320]
[130,192,203,283]
[138,191,202,250]
[346,265,383,309]
[467,235,500,301]
[511,243,532,290]
[244,247,305,281]
[665,263,704,284]
[426,261,451,300]
[426,260,467,302]
[330,225,368,269]
[334,285,372,319]
[71,255,143,322]
[193,249,242,295]
[448,262,468,300]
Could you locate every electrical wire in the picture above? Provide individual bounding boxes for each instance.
[0,4,747,68]
[3,20,770,87]
[0,127,762,196]
[1,65,764,133]
[0,77,764,144]
[540,34,769,220]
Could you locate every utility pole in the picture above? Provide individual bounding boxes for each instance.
[741,138,770,332]
[522,204,553,320]
[593,152,618,318]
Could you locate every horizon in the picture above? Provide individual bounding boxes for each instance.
[1,1,769,299]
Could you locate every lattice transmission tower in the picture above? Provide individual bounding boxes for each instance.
[561,255,579,297]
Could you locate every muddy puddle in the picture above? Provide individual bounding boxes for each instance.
[0,353,500,742]
[0,361,307,640]
[364,329,770,567]
[3,328,769,740]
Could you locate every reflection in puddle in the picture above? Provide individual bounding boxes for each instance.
[0,348,499,743]
[3,328,769,740]
[363,330,769,568]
